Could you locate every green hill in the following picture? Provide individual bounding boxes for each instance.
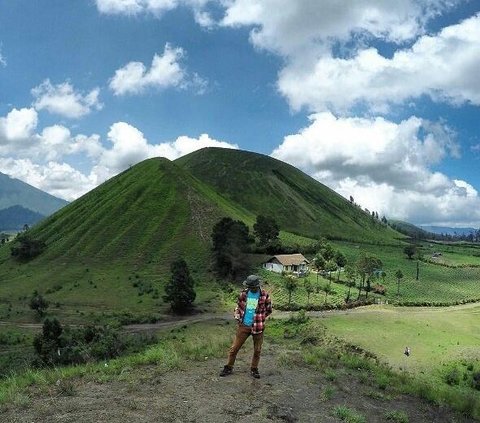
[176,147,401,243]
[0,157,251,322]
[0,149,405,323]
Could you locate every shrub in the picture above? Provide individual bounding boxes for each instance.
[10,234,46,260]
[29,290,49,317]
[372,284,386,295]
[445,368,461,386]
[472,371,480,390]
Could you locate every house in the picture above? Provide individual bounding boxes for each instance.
[263,253,310,275]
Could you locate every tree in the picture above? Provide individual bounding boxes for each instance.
[211,217,253,279]
[344,265,357,303]
[163,259,196,313]
[395,269,404,296]
[312,253,325,283]
[30,290,49,317]
[304,279,314,307]
[334,251,347,281]
[403,244,416,259]
[283,275,297,307]
[33,318,63,365]
[356,253,383,300]
[320,243,335,262]
[325,260,337,286]
[253,215,280,246]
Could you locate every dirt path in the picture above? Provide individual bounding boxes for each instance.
[2,341,474,422]
[2,302,479,333]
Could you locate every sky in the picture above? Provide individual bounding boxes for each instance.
[1,0,480,227]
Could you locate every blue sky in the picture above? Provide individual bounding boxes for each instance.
[0,0,480,227]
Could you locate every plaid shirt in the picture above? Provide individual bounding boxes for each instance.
[234,288,272,334]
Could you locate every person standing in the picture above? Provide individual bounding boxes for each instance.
[220,274,273,379]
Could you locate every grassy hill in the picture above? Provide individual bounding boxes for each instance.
[0,157,252,322]
[176,147,402,244]
[0,148,409,324]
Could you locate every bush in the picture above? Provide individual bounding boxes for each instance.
[32,319,154,366]
[472,372,480,390]
[29,290,49,317]
[445,367,461,386]
[372,284,386,295]
[10,234,46,260]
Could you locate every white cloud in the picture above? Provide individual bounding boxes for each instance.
[32,80,103,119]
[98,121,238,177]
[109,44,195,95]
[278,13,480,113]
[0,158,98,201]
[96,0,213,25]
[221,0,457,55]
[0,108,38,143]
[0,45,6,67]
[271,112,480,226]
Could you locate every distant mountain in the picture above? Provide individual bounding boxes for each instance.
[419,226,477,236]
[0,205,45,231]
[0,172,68,216]
[389,220,432,239]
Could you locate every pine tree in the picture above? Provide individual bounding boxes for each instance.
[163,259,196,314]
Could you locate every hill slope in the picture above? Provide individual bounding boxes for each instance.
[0,172,67,215]
[0,158,250,320]
[176,148,402,243]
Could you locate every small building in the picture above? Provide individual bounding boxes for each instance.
[263,253,310,275]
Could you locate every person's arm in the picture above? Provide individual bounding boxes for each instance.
[234,291,244,320]
[265,292,273,317]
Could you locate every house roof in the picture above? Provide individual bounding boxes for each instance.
[266,253,309,266]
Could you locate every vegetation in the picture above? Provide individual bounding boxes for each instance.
[177,147,403,244]
[211,217,253,279]
[163,259,196,313]
[29,290,49,317]
[253,214,279,246]
[10,234,46,260]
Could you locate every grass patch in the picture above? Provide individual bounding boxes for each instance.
[384,410,409,422]
[333,405,366,423]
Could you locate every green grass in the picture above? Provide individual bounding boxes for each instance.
[1,317,479,419]
[0,320,232,404]
[333,405,366,422]
[320,304,480,417]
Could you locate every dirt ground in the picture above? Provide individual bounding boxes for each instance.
[2,340,475,423]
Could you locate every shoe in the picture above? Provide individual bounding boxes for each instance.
[219,365,233,377]
[250,368,260,379]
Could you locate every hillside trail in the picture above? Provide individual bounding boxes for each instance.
[2,330,474,423]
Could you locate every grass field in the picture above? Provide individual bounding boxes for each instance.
[320,304,480,396]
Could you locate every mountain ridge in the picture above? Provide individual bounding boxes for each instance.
[0,172,68,215]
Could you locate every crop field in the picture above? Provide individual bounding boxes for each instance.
[331,241,480,305]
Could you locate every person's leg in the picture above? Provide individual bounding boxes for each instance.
[251,331,264,374]
[226,325,251,367]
